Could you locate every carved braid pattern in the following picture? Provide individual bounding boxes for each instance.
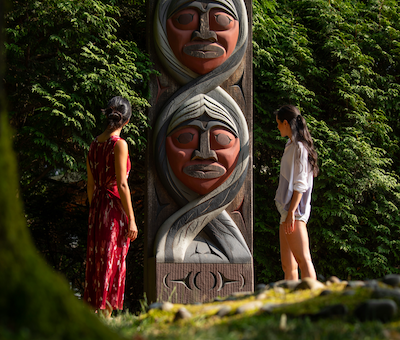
[153,0,251,263]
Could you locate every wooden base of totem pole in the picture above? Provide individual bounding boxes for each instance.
[147,258,253,304]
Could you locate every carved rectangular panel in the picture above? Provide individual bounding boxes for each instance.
[156,261,253,304]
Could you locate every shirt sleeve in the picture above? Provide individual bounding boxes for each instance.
[293,142,309,193]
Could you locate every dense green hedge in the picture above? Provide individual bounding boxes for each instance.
[253,0,400,283]
[4,0,151,311]
[3,0,400,318]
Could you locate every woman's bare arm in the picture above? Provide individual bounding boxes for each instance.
[284,190,303,234]
[114,139,138,241]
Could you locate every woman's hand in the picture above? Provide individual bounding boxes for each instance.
[284,191,303,235]
[126,219,138,241]
[284,211,295,235]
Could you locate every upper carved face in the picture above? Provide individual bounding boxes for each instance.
[165,121,240,195]
[166,3,239,75]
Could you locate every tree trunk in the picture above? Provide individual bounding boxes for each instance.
[0,1,125,338]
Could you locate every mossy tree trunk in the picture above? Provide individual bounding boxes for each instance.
[0,1,126,339]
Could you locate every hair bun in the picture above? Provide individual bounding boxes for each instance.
[102,97,132,132]
[108,111,122,121]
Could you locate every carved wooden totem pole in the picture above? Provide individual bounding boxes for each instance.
[145,0,253,303]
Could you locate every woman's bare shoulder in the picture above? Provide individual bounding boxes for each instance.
[114,138,128,152]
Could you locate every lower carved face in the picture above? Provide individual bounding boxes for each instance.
[166,125,240,195]
[166,7,239,75]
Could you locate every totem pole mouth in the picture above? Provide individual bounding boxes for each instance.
[183,164,226,178]
[183,43,225,59]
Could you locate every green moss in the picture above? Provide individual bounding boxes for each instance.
[105,283,400,340]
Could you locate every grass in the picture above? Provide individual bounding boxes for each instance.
[104,282,400,339]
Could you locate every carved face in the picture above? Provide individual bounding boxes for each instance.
[166,5,239,75]
[165,124,240,195]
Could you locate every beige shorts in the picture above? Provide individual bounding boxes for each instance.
[275,201,309,224]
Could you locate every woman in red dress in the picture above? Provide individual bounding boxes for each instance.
[84,96,138,318]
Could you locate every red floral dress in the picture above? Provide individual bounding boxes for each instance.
[83,135,131,310]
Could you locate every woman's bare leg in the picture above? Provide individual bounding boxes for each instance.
[284,220,316,279]
[280,223,299,280]
[101,301,113,318]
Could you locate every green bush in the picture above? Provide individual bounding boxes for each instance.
[253,0,400,283]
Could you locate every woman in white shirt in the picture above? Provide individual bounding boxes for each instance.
[274,105,319,280]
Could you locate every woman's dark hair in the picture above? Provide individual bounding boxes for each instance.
[102,96,132,132]
[275,105,319,177]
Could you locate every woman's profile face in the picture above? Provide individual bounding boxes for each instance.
[166,6,239,75]
[165,125,240,195]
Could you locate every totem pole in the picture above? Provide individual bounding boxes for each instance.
[145,0,253,303]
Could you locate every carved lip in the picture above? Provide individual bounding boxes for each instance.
[183,164,226,179]
[183,44,225,59]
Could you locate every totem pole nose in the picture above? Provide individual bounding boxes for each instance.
[191,129,218,161]
[191,10,217,42]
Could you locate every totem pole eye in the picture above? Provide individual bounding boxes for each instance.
[214,14,232,27]
[176,132,194,144]
[215,133,232,146]
[176,13,194,25]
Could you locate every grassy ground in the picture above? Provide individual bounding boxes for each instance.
[103,282,400,339]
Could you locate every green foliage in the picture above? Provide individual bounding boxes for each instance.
[4,0,152,310]
[253,0,400,282]
[4,0,400,316]
[5,0,154,186]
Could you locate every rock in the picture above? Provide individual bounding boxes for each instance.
[260,303,287,313]
[327,276,341,284]
[232,291,252,298]
[255,283,267,292]
[161,302,174,311]
[294,278,325,291]
[346,280,365,289]
[382,274,400,287]
[273,286,286,295]
[364,280,379,289]
[275,280,300,290]
[256,292,267,300]
[148,302,163,311]
[216,305,232,318]
[148,302,174,311]
[354,299,397,323]
[342,289,356,296]
[371,287,400,304]
[174,307,192,321]
[236,301,263,314]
